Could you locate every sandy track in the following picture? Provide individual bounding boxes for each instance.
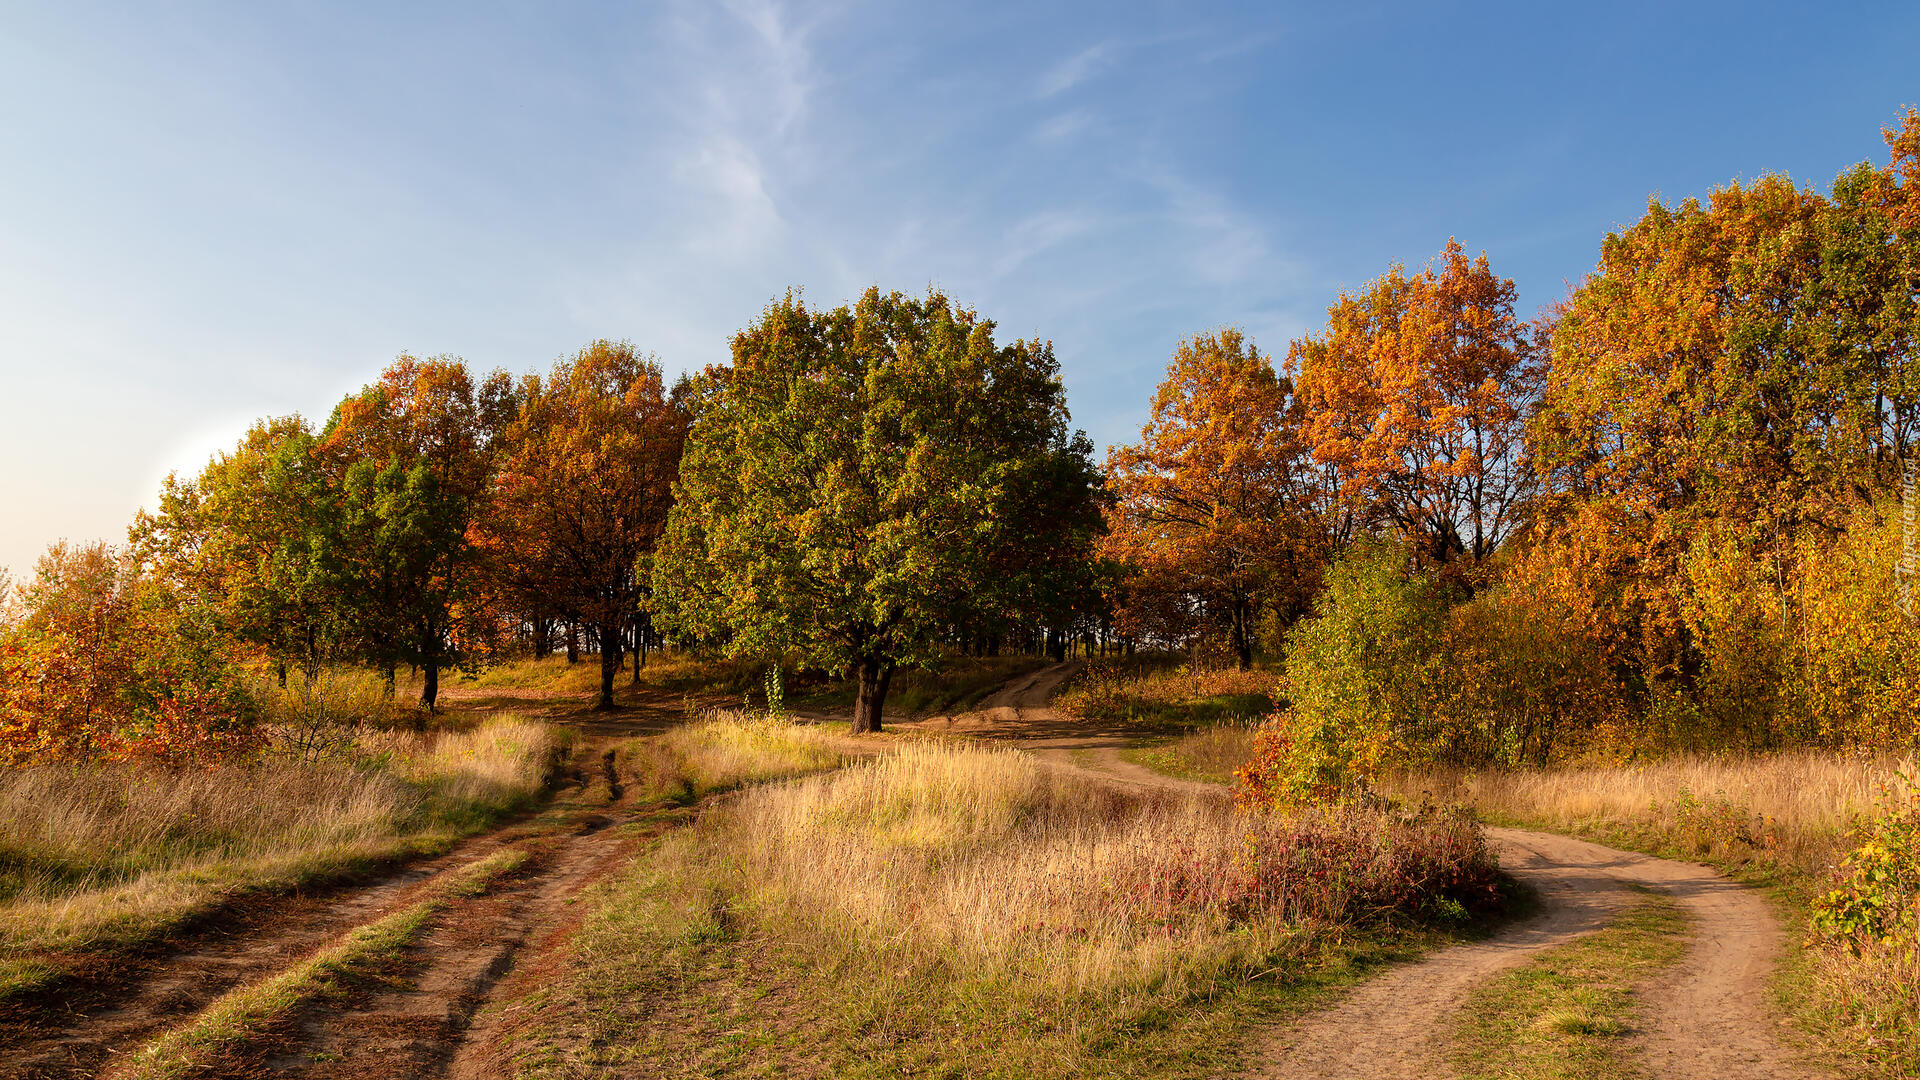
[1256,827,1817,1079]
[950,662,1823,1080]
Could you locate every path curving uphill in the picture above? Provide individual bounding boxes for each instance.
[930,661,1825,1080]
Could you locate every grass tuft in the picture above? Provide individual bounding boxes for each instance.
[619,709,849,803]
[1451,888,1689,1080]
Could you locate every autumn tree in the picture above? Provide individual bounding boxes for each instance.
[1103,329,1320,669]
[655,288,1106,733]
[1289,240,1541,569]
[313,356,506,709]
[1523,110,1920,711]
[130,416,334,683]
[484,341,690,711]
[1537,112,1920,540]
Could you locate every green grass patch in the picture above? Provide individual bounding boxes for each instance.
[1120,723,1259,786]
[1451,888,1689,1080]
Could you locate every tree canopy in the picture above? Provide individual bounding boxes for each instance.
[483,341,690,710]
[1103,329,1320,668]
[655,288,1107,732]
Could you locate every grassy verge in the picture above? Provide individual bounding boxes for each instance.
[0,715,565,998]
[1120,722,1260,785]
[1055,656,1274,730]
[617,709,852,803]
[503,736,1502,1078]
[112,847,530,1080]
[1451,889,1689,1080]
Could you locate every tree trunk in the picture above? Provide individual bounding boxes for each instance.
[422,660,439,712]
[851,653,893,734]
[596,621,620,711]
[1232,601,1254,671]
[532,617,551,659]
[276,662,288,689]
[632,620,643,685]
[566,623,579,664]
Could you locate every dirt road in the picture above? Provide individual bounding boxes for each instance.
[935,661,1823,1080]
[0,685,701,1080]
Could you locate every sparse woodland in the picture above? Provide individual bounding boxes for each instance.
[1,109,1918,1079]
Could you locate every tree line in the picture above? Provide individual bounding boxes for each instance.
[1,109,1914,761]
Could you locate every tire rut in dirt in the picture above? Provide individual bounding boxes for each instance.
[237,805,656,1079]
[0,838,524,1080]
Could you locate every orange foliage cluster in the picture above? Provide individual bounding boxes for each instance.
[1125,110,1920,799]
[0,542,258,763]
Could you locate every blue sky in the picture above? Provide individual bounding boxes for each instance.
[2,0,1917,577]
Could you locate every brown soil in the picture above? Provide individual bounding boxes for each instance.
[939,661,1827,1080]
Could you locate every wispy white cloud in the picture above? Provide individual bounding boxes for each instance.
[678,133,784,256]
[1139,167,1275,286]
[719,0,814,135]
[993,210,1099,278]
[1032,109,1092,144]
[1037,42,1112,98]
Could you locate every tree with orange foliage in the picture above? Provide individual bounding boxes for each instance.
[1289,240,1540,569]
[1537,110,1919,540]
[1104,329,1320,669]
[1525,110,1920,716]
[483,341,690,711]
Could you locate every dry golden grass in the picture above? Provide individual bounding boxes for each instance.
[620,709,849,801]
[0,715,562,993]
[1379,751,1909,875]
[1057,657,1275,729]
[511,730,1497,1076]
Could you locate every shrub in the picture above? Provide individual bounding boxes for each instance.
[1271,541,1446,792]
[0,542,258,763]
